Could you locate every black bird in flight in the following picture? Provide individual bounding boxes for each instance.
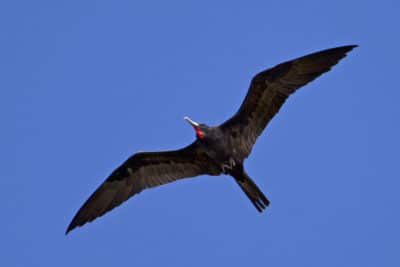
[66,45,357,234]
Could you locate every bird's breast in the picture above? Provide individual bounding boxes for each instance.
[200,134,241,170]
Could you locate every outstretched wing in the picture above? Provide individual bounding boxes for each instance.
[66,142,219,234]
[220,45,357,158]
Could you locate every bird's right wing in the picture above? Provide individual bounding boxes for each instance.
[66,142,219,234]
[220,45,357,158]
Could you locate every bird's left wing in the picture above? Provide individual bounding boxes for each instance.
[66,142,219,234]
[220,45,357,158]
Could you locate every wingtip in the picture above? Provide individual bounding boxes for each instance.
[65,225,73,235]
[339,44,358,53]
[324,44,358,53]
[65,222,78,235]
[346,44,358,50]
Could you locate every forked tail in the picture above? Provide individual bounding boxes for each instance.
[231,169,270,212]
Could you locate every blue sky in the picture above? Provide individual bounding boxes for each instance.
[5,0,400,266]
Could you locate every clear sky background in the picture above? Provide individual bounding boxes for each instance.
[4,0,400,266]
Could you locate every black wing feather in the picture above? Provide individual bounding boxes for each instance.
[66,142,219,234]
[221,45,357,158]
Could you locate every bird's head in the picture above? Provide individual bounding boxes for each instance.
[184,116,209,139]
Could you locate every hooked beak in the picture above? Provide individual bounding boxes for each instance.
[184,116,199,127]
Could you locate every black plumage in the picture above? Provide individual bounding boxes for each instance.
[66,45,357,234]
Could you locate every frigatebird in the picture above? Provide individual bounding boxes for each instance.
[66,45,357,234]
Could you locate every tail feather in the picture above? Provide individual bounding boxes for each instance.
[233,171,270,212]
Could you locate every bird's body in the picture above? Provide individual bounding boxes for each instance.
[194,126,237,171]
[66,45,357,234]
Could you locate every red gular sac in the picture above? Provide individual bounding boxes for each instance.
[194,126,205,139]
